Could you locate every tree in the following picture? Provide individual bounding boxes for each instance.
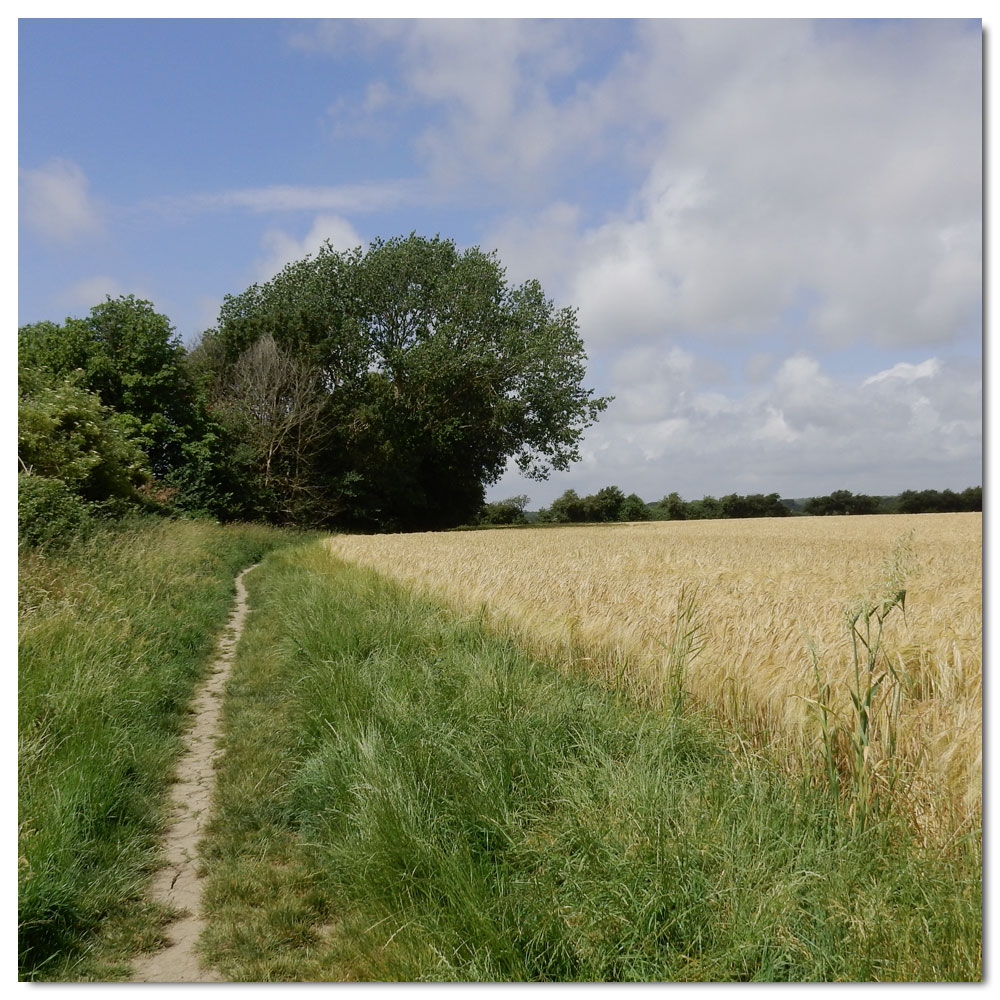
[847,493,880,515]
[959,486,982,512]
[215,335,331,521]
[206,234,611,530]
[478,494,530,526]
[652,491,688,520]
[720,492,790,518]
[19,296,260,519]
[19,296,199,477]
[621,493,652,521]
[686,495,724,519]
[539,489,587,523]
[585,485,627,522]
[805,490,880,516]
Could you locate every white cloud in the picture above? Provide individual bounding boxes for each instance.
[570,25,979,346]
[863,358,942,386]
[397,19,981,352]
[255,214,364,282]
[754,406,798,444]
[20,159,104,244]
[488,201,583,294]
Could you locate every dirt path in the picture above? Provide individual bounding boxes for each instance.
[130,564,258,983]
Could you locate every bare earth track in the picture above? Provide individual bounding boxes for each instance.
[130,564,258,983]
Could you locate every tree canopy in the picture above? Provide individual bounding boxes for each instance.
[198,234,610,530]
[536,486,651,524]
[19,296,201,477]
[18,295,248,519]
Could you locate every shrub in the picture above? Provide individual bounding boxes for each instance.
[18,379,150,502]
[18,474,92,549]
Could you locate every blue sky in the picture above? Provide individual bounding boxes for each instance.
[18,17,983,506]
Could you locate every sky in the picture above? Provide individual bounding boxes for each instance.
[17,15,983,507]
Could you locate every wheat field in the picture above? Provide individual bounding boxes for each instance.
[326,513,981,833]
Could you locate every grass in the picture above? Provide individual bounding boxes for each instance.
[200,541,981,982]
[325,514,982,834]
[17,516,302,981]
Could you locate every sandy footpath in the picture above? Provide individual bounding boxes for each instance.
[130,564,258,983]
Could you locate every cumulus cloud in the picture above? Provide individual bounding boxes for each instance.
[609,348,979,499]
[255,214,364,281]
[20,159,104,243]
[469,20,980,352]
[489,348,981,505]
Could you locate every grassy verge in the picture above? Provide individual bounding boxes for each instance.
[202,541,981,982]
[17,516,303,981]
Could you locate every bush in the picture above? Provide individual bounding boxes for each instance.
[18,474,92,549]
[18,379,150,502]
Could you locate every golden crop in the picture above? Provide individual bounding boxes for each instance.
[326,513,981,832]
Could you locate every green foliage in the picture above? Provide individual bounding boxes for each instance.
[651,491,688,521]
[650,492,790,521]
[18,475,93,549]
[19,296,200,477]
[586,484,626,522]
[621,492,652,521]
[803,535,917,829]
[719,493,790,519]
[19,296,250,519]
[204,234,611,531]
[538,485,646,524]
[804,490,881,516]
[537,488,585,523]
[895,487,981,514]
[18,380,150,502]
[685,495,725,519]
[646,488,979,522]
[478,495,531,526]
[803,488,981,517]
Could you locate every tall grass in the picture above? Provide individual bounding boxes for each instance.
[18,516,298,980]
[200,542,981,982]
[326,514,981,834]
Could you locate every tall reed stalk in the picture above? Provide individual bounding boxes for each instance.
[804,534,916,828]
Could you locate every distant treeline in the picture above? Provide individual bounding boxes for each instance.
[477,485,982,526]
[795,487,982,517]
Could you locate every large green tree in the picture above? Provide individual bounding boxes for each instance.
[19,296,199,476]
[202,234,610,530]
[18,296,247,517]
